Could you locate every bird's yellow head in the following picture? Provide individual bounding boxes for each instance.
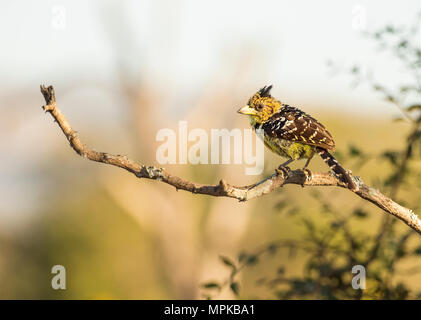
[238,85,282,124]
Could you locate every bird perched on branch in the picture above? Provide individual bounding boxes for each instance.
[238,85,358,191]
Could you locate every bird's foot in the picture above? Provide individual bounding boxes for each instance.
[276,165,291,179]
[301,168,312,187]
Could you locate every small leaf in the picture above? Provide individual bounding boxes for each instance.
[353,208,368,218]
[373,84,384,91]
[407,104,421,111]
[392,116,405,122]
[267,243,279,254]
[202,282,221,290]
[396,247,406,258]
[382,150,400,166]
[274,200,287,211]
[246,255,258,266]
[331,221,342,228]
[400,86,411,93]
[348,145,362,157]
[287,206,300,216]
[385,25,395,33]
[219,255,236,269]
[277,266,285,275]
[386,95,397,103]
[230,282,239,296]
[413,246,421,255]
[351,65,360,74]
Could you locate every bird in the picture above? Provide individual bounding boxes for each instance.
[237,85,358,191]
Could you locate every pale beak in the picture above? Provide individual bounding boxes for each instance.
[237,105,257,116]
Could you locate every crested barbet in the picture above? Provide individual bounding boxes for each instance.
[238,85,358,191]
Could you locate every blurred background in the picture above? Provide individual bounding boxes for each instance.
[1,0,421,299]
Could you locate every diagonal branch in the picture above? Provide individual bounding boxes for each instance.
[39,85,421,235]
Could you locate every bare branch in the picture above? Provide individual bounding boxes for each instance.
[40,85,421,235]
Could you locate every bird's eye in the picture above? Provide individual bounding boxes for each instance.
[256,104,264,111]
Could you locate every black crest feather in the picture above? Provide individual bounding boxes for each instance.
[258,85,273,97]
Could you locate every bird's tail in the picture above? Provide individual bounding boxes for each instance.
[316,147,358,191]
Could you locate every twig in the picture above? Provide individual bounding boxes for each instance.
[39,85,421,235]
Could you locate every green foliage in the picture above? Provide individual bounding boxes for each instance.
[230,282,239,296]
[202,282,221,289]
[352,208,369,219]
[414,246,421,255]
[219,256,236,269]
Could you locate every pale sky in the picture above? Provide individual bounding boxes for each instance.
[1,0,420,115]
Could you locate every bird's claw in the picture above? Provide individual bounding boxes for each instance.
[276,165,291,178]
[301,168,312,187]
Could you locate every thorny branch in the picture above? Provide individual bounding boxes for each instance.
[40,85,421,235]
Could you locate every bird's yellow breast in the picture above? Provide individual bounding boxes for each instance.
[261,131,316,160]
